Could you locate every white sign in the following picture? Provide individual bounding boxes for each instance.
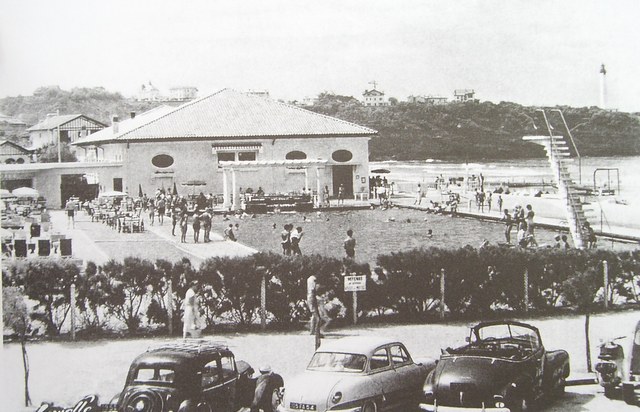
[344,275,366,292]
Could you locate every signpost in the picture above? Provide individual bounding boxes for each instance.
[344,274,366,325]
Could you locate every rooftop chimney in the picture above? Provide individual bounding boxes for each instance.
[130,111,136,119]
[112,115,119,134]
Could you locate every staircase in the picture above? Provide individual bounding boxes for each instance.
[522,110,592,249]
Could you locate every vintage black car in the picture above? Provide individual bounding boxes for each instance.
[420,321,569,412]
[115,340,283,412]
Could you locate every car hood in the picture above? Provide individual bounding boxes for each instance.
[284,370,367,411]
[432,356,519,403]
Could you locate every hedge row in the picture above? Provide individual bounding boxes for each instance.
[2,246,639,337]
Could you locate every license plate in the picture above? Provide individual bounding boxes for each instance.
[289,402,317,410]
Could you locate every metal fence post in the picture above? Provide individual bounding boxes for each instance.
[261,270,267,330]
[603,260,609,310]
[440,268,446,320]
[167,279,173,336]
[524,269,529,312]
[70,283,76,341]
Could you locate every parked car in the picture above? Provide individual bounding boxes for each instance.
[623,319,640,405]
[420,321,569,412]
[113,340,283,412]
[282,336,436,412]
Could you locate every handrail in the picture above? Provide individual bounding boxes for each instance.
[551,109,582,185]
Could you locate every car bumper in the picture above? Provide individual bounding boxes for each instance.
[419,403,510,412]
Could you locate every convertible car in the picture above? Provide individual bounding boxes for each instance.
[282,336,436,412]
[420,321,569,412]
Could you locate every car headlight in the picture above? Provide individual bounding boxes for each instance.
[331,391,342,404]
[595,362,617,374]
[423,383,434,403]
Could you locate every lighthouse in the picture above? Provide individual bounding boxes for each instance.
[599,64,607,109]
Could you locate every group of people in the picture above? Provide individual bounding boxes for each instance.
[280,224,304,255]
[502,204,538,248]
[306,273,346,336]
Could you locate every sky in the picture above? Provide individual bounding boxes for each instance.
[1,0,639,111]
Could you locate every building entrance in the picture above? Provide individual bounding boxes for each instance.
[60,174,98,207]
[332,165,353,197]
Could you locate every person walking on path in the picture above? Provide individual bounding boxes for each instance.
[343,229,356,259]
[290,226,303,255]
[497,194,503,213]
[182,281,201,339]
[157,197,166,225]
[338,184,345,206]
[502,209,513,244]
[65,199,76,229]
[306,274,319,335]
[413,183,422,205]
[148,198,156,226]
[486,192,492,213]
[171,208,179,236]
[201,209,212,242]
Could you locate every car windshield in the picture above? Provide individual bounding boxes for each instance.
[134,367,175,383]
[307,352,367,372]
[474,324,540,348]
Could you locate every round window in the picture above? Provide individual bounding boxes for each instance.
[332,150,353,162]
[286,151,307,160]
[152,154,174,168]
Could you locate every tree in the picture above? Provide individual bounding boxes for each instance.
[100,257,157,333]
[36,142,78,163]
[19,259,79,335]
[3,287,32,406]
[562,267,602,372]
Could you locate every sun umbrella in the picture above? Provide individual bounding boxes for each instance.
[138,184,143,198]
[99,190,128,198]
[173,181,178,196]
[12,187,39,197]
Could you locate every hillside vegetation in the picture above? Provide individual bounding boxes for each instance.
[2,87,639,160]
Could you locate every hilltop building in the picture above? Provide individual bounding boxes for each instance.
[138,81,162,101]
[407,95,448,105]
[26,114,106,150]
[454,89,477,103]
[168,86,198,101]
[362,89,388,107]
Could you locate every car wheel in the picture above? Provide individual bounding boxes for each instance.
[362,400,377,412]
[122,390,164,412]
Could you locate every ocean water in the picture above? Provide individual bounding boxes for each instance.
[371,156,640,203]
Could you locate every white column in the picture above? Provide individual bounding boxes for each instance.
[304,167,309,193]
[231,168,237,211]
[222,168,230,209]
[316,166,321,207]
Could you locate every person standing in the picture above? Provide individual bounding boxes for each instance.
[306,274,319,335]
[180,213,188,243]
[338,184,345,206]
[201,209,212,242]
[561,234,571,250]
[148,198,156,226]
[414,183,422,205]
[525,204,538,246]
[182,281,201,339]
[290,226,303,255]
[192,214,201,243]
[502,209,513,244]
[157,196,166,225]
[343,229,356,259]
[486,192,492,213]
[171,207,179,236]
[280,224,291,255]
[323,185,330,207]
[497,194,503,213]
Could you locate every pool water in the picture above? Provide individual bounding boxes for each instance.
[224,208,576,265]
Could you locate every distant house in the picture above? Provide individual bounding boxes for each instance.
[138,81,162,101]
[363,89,388,107]
[407,95,448,105]
[0,113,28,143]
[168,86,198,101]
[26,114,107,150]
[454,89,477,103]
[0,140,32,164]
